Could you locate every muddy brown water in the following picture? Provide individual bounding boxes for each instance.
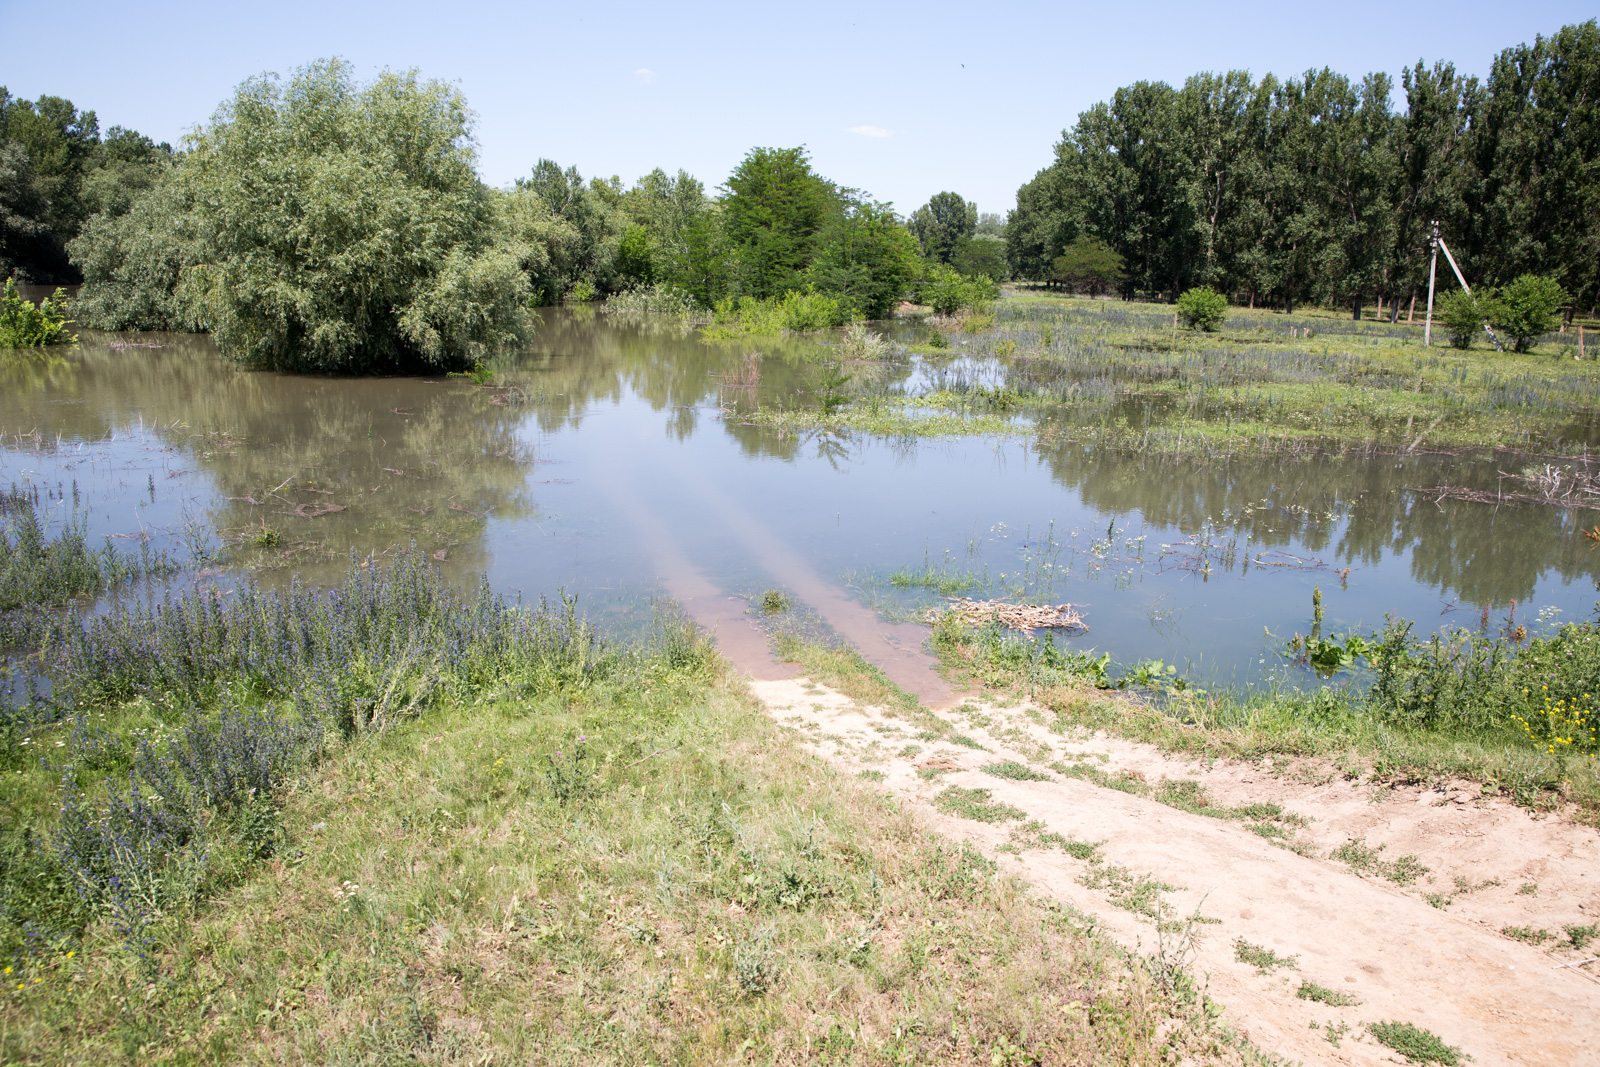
[2,309,1598,692]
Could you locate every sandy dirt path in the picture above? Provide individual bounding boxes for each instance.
[750,678,1600,1067]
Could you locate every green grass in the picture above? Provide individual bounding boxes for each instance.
[1330,839,1430,886]
[1501,924,1554,944]
[1565,922,1600,949]
[929,613,1600,822]
[983,759,1052,781]
[0,630,1262,1065]
[1079,860,1177,920]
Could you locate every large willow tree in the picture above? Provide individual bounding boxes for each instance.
[179,60,529,372]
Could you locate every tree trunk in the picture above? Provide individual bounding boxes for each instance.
[1407,288,1416,323]
[1352,294,1362,321]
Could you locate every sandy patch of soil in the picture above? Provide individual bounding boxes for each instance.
[752,678,1600,1067]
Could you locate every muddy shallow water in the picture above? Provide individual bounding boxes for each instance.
[3,309,1597,690]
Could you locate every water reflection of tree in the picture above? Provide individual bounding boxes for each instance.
[1034,440,1600,605]
[0,332,535,579]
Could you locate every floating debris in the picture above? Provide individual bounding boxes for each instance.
[925,597,1088,634]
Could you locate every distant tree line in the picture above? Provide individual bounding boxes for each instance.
[3,61,981,372]
[0,89,172,284]
[1006,20,1600,319]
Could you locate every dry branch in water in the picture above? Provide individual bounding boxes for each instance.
[925,597,1089,633]
[1410,464,1600,511]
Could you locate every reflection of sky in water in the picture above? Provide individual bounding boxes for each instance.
[3,313,1598,689]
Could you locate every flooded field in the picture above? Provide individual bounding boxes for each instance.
[3,306,1598,692]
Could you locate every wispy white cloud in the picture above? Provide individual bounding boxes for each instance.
[634,68,657,83]
[848,125,893,138]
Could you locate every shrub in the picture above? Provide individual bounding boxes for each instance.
[0,280,72,347]
[921,264,997,316]
[703,290,853,337]
[1490,273,1567,352]
[1175,286,1226,332]
[1436,289,1491,349]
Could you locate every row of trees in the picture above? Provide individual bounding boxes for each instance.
[1006,20,1600,318]
[7,61,975,371]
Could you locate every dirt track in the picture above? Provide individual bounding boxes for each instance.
[750,677,1600,1067]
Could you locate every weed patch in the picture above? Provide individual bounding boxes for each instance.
[983,759,1051,781]
[932,786,1026,824]
[1233,938,1298,972]
[1331,838,1430,886]
[1296,979,1360,1006]
[1366,1020,1465,1065]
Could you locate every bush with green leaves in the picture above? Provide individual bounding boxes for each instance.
[704,290,852,337]
[602,282,702,317]
[0,278,71,346]
[178,59,530,372]
[922,263,998,316]
[1435,289,1491,349]
[1175,286,1227,331]
[1490,273,1567,352]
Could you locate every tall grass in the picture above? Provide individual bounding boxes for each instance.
[0,552,1260,1064]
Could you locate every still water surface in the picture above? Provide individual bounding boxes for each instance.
[3,309,1596,694]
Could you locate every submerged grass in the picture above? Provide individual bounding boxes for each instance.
[752,292,1600,458]
[0,554,1265,1065]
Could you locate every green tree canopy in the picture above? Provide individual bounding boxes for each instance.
[1050,236,1123,294]
[806,198,921,318]
[1006,21,1600,315]
[720,146,837,299]
[908,191,977,264]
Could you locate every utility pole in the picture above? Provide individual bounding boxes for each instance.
[1424,221,1439,347]
[1421,221,1504,353]
[1437,236,1504,353]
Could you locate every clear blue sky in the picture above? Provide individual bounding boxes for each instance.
[3,1,1593,217]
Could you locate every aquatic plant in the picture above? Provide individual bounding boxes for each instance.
[0,281,72,349]
[45,548,604,733]
[602,283,702,317]
[1,493,175,649]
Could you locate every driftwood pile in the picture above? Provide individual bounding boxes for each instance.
[924,597,1089,634]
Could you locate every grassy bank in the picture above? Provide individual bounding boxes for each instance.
[0,554,1263,1065]
[754,292,1600,458]
[924,611,1600,822]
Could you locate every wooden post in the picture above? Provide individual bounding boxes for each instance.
[1408,289,1416,323]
